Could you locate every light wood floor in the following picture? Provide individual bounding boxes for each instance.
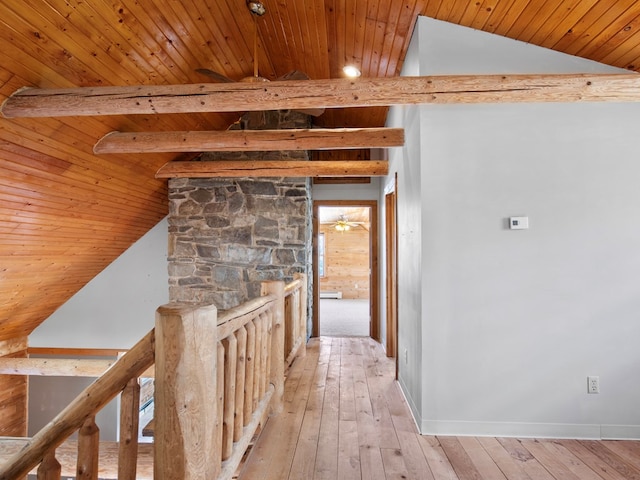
[239,336,640,480]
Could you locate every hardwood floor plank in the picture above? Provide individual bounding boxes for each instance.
[288,343,328,479]
[418,436,459,480]
[542,439,604,480]
[396,430,436,480]
[476,437,533,480]
[338,420,361,479]
[518,438,582,480]
[380,447,411,479]
[353,341,378,448]
[562,439,630,480]
[496,438,556,480]
[439,436,484,480]
[339,338,357,422]
[363,340,401,450]
[458,436,508,480]
[602,440,640,470]
[313,339,340,480]
[359,445,387,480]
[386,381,418,434]
[579,440,640,480]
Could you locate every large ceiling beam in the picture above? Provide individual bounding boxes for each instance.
[3,74,640,118]
[94,128,404,154]
[155,160,389,178]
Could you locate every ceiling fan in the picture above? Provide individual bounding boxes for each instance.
[195,1,324,117]
[329,215,369,232]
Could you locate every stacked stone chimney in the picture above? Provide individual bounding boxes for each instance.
[167,110,312,310]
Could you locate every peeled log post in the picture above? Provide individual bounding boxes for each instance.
[76,416,99,480]
[36,451,61,480]
[261,281,285,415]
[154,303,219,480]
[118,378,140,480]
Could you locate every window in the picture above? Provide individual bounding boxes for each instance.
[318,232,325,277]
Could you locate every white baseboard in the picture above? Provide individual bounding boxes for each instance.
[397,375,422,430]
[419,420,640,440]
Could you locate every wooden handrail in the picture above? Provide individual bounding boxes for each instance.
[0,330,155,480]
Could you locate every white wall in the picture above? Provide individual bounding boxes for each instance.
[28,217,169,440]
[30,217,169,349]
[312,177,381,201]
[386,17,640,439]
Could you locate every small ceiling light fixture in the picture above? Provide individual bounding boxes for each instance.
[342,65,361,78]
[246,1,266,16]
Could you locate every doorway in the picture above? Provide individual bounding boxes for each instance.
[312,200,379,339]
[385,177,398,365]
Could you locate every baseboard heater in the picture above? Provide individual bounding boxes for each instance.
[320,291,342,299]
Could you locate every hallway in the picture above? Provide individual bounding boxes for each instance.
[239,337,640,480]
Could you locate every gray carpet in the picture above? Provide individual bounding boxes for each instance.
[319,298,370,336]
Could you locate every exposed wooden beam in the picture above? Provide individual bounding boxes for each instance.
[3,74,640,118]
[0,358,115,377]
[0,357,155,378]
[93,128,404,154]
[155,160,389,178]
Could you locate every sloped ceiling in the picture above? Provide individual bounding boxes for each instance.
[2,0,640,341]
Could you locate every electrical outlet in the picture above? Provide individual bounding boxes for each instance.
[404,349,408,364]
[587,376,600,394]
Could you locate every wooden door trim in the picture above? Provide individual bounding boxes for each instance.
[385,181,398,362]
[312,200,379,340]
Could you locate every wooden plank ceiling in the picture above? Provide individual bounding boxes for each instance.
[2,0,640,341]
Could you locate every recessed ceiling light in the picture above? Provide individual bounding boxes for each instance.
[342,65,361,78]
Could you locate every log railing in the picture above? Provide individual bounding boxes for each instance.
[0,330,155,480]
[0,275,308,480]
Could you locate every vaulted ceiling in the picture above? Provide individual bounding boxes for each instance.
[2,0,640,341]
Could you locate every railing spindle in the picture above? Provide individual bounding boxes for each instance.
[298,273,308,358]
[76,415,99,480]
[234,327,247,441]
[264,311,273,396]
[284,295,293,360]
[221,334,237,461]
[36,451,61,480]
[216,341,225,463]
[259,313,269,399]
[252,316,262,411]
[244,321,256,423]
[118,377,140,480]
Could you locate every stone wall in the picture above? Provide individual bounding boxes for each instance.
[167,109,313,311]
[168,176,311,310]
